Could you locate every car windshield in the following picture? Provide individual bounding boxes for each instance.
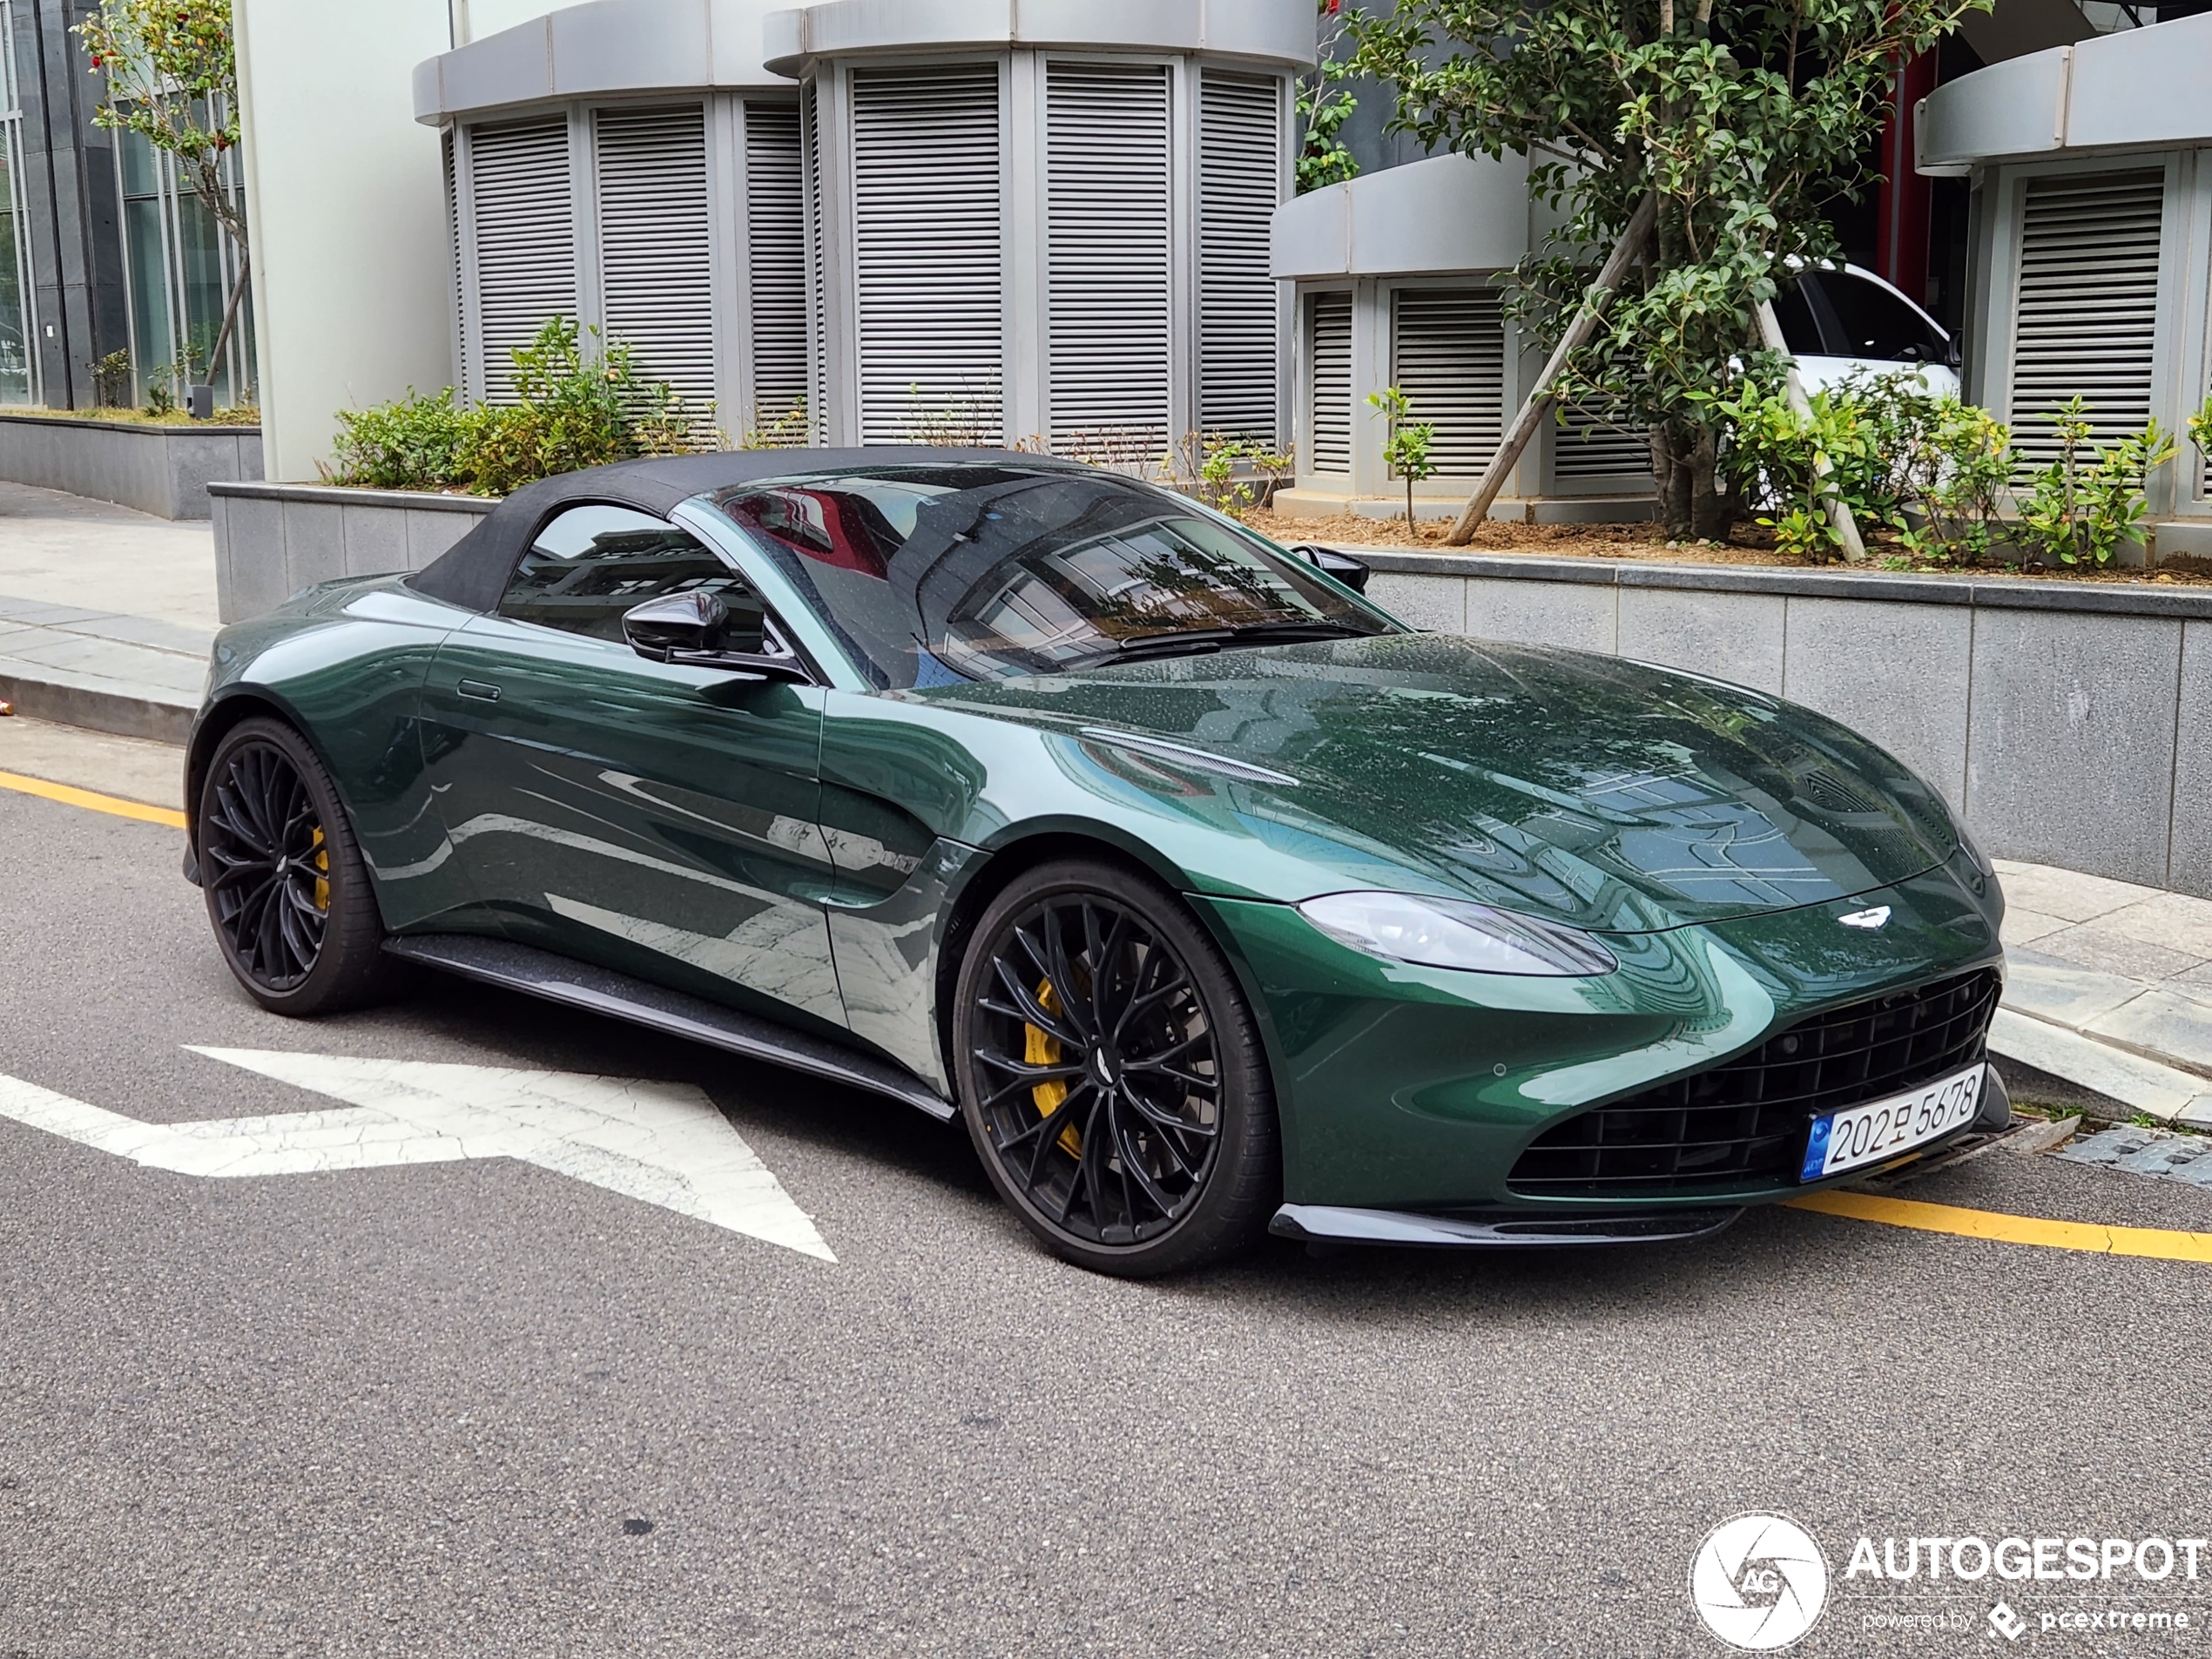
[706,463,1394,689]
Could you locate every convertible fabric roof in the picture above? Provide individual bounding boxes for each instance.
[407,446,1058,615]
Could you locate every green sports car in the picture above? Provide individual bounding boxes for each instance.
[184,449,2007,1275]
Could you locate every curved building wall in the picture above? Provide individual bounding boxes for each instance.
[1917,14,2212,536]
[794,42,1298,450]
[1271,152,1654,516]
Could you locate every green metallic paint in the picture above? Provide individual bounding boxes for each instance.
[198,559,2003,1222]
[418,610,849,1034]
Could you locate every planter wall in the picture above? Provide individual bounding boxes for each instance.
[0,414,263,519]
[210,482,492,623]
[1361,550,2212,900]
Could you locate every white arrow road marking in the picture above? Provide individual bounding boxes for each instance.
[0,1049,834,1262]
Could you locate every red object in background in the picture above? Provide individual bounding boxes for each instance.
[1874,51,1939,307]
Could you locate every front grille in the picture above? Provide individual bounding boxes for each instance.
[1507,968,2000,1197]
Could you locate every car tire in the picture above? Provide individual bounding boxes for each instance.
[198,715,407,1016]
[952,858,1279,1277]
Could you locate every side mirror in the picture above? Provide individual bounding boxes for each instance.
[1288,543,1372,594]
[624,589,732,656]
[621,590,810,683]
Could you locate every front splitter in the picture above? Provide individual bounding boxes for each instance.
[1270,1204,1743,1249]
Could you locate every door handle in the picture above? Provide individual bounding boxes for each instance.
[456,678,502,703]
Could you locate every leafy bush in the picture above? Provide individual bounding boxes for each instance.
[327,388,485,490]
[326,317,718,494]
[2013,396,2175,569]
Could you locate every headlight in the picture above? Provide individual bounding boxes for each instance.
[1298,891,1618,977]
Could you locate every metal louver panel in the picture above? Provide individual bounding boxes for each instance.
[850,64,1002,443]
[745,100,808,439]
[595,105,716,422]
[444,128,468,389]
[2008,169,2164,470]
[1198,71,1282,442]
[1389,287,1503,475]
[1307,291,1352,475]
[801,78,827,442]
[1045,61,1170,451]
[468,116,575,403]
[1554,404,1654,482]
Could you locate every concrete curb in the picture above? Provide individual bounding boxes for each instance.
[1987,1008,2212,1128]
[0,671,192,745]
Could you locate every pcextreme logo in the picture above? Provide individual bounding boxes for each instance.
[1689,1513,1831,1650]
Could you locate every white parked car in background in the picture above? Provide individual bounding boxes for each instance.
[1772,264,1960,397]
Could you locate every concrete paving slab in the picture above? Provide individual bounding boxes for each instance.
[2027,924,2209,982]
[2000,952,2150,1028]
[1986,1007,2212,1123]
[2087,988,2212,1075]
[2074,893,2212,961]
[1999,907,2072,948]
[1991,858,2163,922]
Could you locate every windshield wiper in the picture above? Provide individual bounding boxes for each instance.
[1221,621,1373,644]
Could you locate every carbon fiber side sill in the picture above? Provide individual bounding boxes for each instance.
[383,933,957,1122]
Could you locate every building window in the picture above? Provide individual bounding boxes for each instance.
[0,0,38,405]
[115,124,253,408]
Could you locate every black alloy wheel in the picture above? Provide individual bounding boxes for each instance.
[954,860,1278,1276]
[198,717,406,1015]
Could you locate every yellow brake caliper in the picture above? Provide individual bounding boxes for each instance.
[310,826,330,913]
[1025,980,1083,1158]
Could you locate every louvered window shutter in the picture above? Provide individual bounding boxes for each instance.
[1197,71,1282,442]
[1389,287,1503,475]
[467,116,576,404]
[1553,402,1653,482]
[801,78,828,442]
[1044,62,1171,451]
[849,64,1003,443]
[1307,291,1352,475]
[2008,168,2164,472]
[444,128,469,390]
[595,105,716,427]
[745,101,808,440]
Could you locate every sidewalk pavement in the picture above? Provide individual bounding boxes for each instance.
[0,482,2204,1123]
[0,480,215,742]
[1991,860,2212,1127]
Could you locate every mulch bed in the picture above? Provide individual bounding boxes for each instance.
[1242,509,2212,587]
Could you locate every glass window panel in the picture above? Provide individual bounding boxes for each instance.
[0,139,26,403]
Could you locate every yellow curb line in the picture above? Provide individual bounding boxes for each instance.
[0,766,185,830]
[1786,1190,2212,1263]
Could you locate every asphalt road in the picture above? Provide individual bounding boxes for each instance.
[3,783,2209,1657]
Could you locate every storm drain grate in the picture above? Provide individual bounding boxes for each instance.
[2054,1124,2212,1188]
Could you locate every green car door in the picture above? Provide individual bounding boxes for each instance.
[418,502,847,1033]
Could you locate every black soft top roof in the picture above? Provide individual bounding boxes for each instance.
[407,446,1075,614]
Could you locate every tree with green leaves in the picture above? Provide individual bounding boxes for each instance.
[1348,0,1986,539]
[1296,0,1361,193]
[78,0,250,384]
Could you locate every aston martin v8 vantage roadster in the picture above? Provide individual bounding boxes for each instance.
[185,448,2007,1275]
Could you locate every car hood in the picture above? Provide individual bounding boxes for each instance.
[904,633,1962,933]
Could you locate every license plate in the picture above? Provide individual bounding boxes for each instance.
[1800,1062,1986,1181]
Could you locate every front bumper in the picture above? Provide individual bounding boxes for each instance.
[1193,852,2005,1217]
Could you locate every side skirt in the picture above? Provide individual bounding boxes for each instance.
[383,934,958,1123]
[1271,1204,1743,1249]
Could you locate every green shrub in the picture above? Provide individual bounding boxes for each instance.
[2014,396,2175,569]
[326,317,717,495]
[327,388,484,490]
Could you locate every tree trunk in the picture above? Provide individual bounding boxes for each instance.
[1649,422,1731,541]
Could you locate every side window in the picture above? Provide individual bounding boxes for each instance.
[1810,271,1946,363]
[498,504,765,644]
[1770,280,1826,356]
